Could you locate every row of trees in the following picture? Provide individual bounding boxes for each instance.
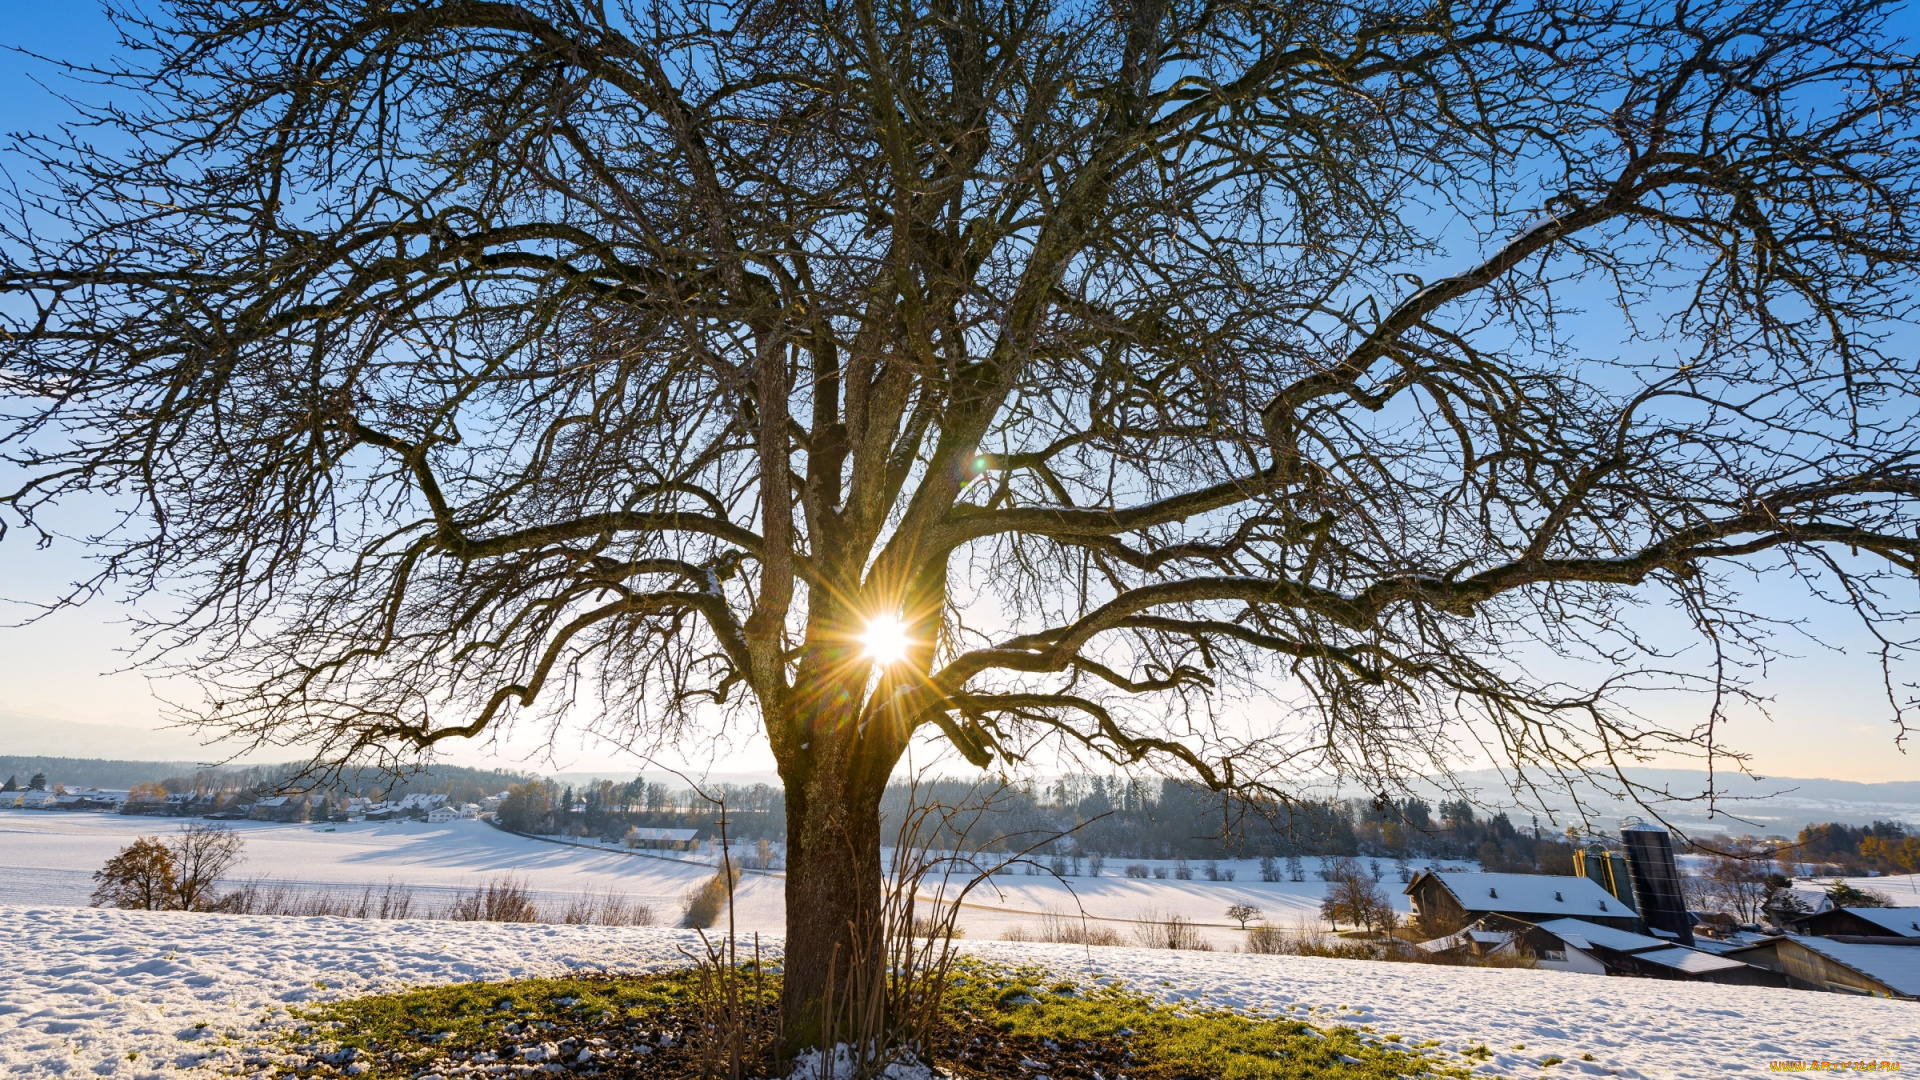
[494,779,786,841]
[495,771,1575,872]
[1785,822,1920,877]
[875,778,1578,869]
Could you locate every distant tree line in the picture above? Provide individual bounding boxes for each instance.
[495,779,785,842]
[492,772,1573,871]
[872,775,1576,871]
[1785,820,1919,877]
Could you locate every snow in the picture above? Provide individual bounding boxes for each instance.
[782,1045,932,1080]
[0,905,702,1079]
[3,905,1916,1080]
[0,811,787,931]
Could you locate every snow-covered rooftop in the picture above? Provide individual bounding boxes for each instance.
[1791,936,1920,996]
[1416,871,1628,919]
[626,827,700,841]
[1533,917,1669,954]
[1835,906,1920,938]
[1632,946,1751,975]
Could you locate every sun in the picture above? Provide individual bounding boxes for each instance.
[858,614,912,666]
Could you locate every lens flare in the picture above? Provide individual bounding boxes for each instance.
[858,614,912,666]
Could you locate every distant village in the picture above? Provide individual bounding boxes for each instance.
[3,770,495,822]
[1401,823,1920,1001]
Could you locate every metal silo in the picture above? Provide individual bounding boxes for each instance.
[1573,842,1636,909]
[1620,821,1693,944]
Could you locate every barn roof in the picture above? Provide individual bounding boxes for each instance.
[1631,946,1751,975]
[1533,917,1669,954]
[1785,937,1920,996]
[1410,871,1629,920]
[626,827,700,841]
[1830,907,1920,938]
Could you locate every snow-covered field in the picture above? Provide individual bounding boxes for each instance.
[2,904,1914,1080]
[0,810,788,933]
[0,810,1413,948]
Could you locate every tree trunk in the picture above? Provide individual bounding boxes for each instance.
[780,748,886,1048]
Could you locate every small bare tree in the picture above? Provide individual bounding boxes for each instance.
[1320,858,1395,934]
[6,0,1920,1038]
[1226,903,1263,930]
[1699,839,1772,925]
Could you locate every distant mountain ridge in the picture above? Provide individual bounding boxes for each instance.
[1437,766,1920,833]
[0,754,535,794]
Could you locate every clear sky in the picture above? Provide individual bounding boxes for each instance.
[0,2,1915,787]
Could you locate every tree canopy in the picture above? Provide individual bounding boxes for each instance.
[6,0,1920,1029]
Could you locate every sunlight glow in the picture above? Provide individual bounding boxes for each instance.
[859,614,912,666]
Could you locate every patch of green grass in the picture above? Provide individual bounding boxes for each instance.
[943,961,1475,1080]
[283,972,703,1077]
[278,960,1477,1080]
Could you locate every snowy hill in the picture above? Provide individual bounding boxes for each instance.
[1,905,1913,1080]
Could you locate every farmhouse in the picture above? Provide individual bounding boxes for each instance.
[624,826,700,851]
[1406,870,1642,933]
[1419,914,1777,985]
[1723,936,1920,1000]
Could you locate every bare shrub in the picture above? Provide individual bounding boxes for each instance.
[221,878,417,919]
[1242,922,1289,955]
[1000,910,1124,947]
[1133,911,1212,951]
[909,912,965,940]
[1124,863,1150,879]
[448,877,540,922]
[558,890,657,927]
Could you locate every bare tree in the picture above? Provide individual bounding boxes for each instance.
[1226,903,1263,930]
[1320,857,1394,933]
[1699,841,1771,925]
[5,0,1920,1039]
[171,824,246,911]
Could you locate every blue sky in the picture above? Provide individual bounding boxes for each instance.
[0,2,1915,786]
